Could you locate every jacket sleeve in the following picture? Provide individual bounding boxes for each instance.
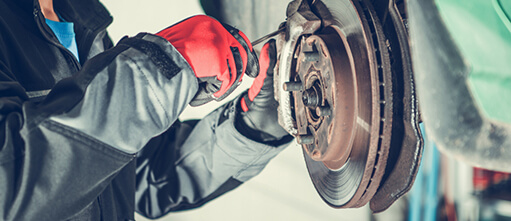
[135,95,292,219]
[0,33,198,221]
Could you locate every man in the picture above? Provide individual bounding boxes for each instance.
[0,0,291,220]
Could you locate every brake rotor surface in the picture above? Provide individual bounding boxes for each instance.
[286,0,395,208]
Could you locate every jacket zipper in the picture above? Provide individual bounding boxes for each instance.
[33,4,111,221]
[33,7,82,72]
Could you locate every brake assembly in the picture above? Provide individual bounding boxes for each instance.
[269,0,423,212]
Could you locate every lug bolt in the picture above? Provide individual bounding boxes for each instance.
[316,106,332,117]
[297,135,314,145]
[283,82,303,92]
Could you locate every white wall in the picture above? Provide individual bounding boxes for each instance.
[100,1,371,220]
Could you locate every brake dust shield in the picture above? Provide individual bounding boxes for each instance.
[273,0,423,212]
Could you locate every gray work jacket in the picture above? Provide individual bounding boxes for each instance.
[0,0,288,220]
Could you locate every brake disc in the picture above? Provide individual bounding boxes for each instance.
[273,0,422,211]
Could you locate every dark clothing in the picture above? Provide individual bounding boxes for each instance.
[0,0,287,220]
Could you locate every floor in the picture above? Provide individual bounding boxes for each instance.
[100,1,371,220]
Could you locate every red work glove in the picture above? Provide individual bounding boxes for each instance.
[156,15,259,106]
[238,40,290,144]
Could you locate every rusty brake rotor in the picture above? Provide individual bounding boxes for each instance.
[273,0,423,211]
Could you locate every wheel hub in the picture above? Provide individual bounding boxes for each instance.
[271,0,423,212]
[290,31,356,170]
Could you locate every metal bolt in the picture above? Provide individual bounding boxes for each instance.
[316,106,332,117]
[303,51,320,62]
[302,88,320,107]
[283,82,303,92]
[297,135,314,145]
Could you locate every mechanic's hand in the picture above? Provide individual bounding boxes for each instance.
[156,15,259,106]
[238,39,290,144]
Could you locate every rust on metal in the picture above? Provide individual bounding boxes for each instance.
[273,0,422,212]
[292,33,357,169]
[287,0,396,209]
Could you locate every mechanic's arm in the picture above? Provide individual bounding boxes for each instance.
[0,15,252,221]
[135,40,293,219]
